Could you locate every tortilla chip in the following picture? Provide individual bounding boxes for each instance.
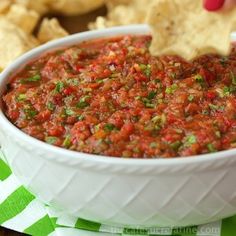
[37,18,68,43]
[0,0,11,14]
[88,16,107,30]
[105,0,130,9]
[6,4,40,34]
[0,17,39,69]
[14,0,50,15]
[89,0,154,30]
[147,0,236,60]
[48,0,104,16]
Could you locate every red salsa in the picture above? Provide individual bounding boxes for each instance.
[3,35,236,158]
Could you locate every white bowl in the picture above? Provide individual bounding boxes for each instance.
[1,24,236,228]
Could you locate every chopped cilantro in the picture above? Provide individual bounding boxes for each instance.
[139,64,151,77]
[96,78,105,83]
[142,98,149,103]
[220,86,230,97]
[94,124,100,132]
[207,143,217,153]
[63,136,71,148]
[45,136,58,144]
[145,103,155,108]
[65,108,75,116]
[209,104,225,111]
[24,108,37,119]
[132,147,139,153]
[47,102,55,111]
[188,94,194,102]
[68,78,79,86]
[140,96,156,108]
[154,79,161,84]
[149,142,157,148]
[209,104,218,110]
[104,123,116,132]
[194,74,206,87]
[184,135,197,146]
[230,85,236,93]
[77,101,89,109]
[55,81,64,93]
[145,64,151,77]
[80,95,90,102]
[139,64,146,70]
[194,74,204,83]
[20,74,41,84]
[230,71,236,85]
[169,72,176,79]
[77,114,84,121]
[202,109,209,115]
[17,94,27,101]
[152,115,161,123]
[218,85,236,97]
[170,141,182,151]
[144,122,160,131]
[165,84,178,94]
[151,114,166,126]
[76,95,90,109]
[147,91,157,100]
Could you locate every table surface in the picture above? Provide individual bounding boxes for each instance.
[0,228,24,236]
[0,6,106,236]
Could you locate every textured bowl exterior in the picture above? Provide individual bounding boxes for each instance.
[1,25,236,227]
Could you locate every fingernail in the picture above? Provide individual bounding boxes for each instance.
[204,0,225,11]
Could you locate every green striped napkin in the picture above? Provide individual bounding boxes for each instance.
[0,152,235,236]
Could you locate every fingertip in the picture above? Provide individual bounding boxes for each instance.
[203,0,225,11]
[221,0,236,10]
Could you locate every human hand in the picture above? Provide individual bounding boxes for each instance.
[204,0,236,11]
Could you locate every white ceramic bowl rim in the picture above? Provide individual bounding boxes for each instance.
[0,24,236,167]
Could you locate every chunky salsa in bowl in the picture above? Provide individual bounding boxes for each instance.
[3,34,236,159]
